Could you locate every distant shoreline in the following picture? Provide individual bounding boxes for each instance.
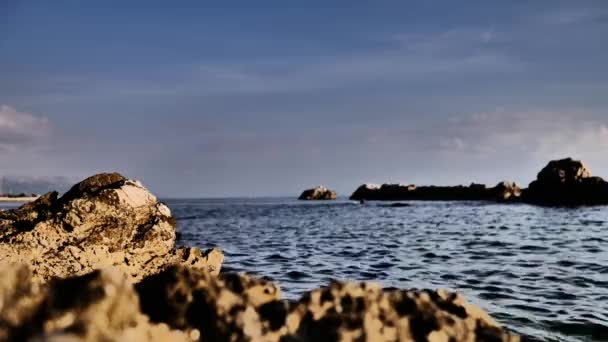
[0,196,38,203]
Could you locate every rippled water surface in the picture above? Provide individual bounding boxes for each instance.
[168,198,608,341]
[3,199,606,341]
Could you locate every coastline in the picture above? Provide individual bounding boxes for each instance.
[0,173,521,341]
[0,196,39,203]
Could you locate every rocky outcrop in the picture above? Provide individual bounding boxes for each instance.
[349,158,608,206]
[0,173,223,283]
[350,182,521,202]
[0,264,520,342]
[0,264,190,342]
[298,186,337,200]
[523,158,608,206]
[137,266,520,341]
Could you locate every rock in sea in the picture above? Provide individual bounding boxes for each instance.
[350,182,521,202]
[0,172,520,341]
[0,172,223,283]
[298,186,337,200]
[523,157,608,206]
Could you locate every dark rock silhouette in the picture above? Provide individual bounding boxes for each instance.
[298,186,337,200]
[524,158,608,206]
[350,182,522,202]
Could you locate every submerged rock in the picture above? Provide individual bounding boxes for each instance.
[0,173,223,283]
[298,186,337,200]
[524,158,608,206]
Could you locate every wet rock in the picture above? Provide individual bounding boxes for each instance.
[299,186,338,200]
[524,158,608,206]
[0,173,223,283]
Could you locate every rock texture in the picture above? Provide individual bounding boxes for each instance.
[0,173,223,283]
[299,186,338,200]
[0,264,190,342]
[524,158,608,206]
[0,172,523,341]
[0,263,519,342]
[350,182,521,202]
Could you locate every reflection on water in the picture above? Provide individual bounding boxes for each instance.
[168,198,608,342]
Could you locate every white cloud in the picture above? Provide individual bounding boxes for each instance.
[437,110,608,171]
[0,105,51,151]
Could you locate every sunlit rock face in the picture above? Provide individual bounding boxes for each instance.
[135,265,520,342]
[524,158,608,206]
[299,186,338,200]
[0,173,223,283]
[0,264,190,342]
[491,181,522,201]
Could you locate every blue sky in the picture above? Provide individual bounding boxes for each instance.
[1,1,608,197]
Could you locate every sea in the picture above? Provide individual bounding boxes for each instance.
[2,198,606,341]
[169,198,607,342]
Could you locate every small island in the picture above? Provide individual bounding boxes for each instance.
[350,158,608,206]
[298,185,337,200]
[0,192,39,202]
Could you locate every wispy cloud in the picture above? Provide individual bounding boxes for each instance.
[0,105,51,151]
[435,109,608,165]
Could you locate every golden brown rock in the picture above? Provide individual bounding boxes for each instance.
[0,263,519,342]
[136,266,519,342]
[298,186,338,200]
[0,173,223,283]
[0,264,190,342]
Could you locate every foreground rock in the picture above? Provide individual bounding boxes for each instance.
[350,182,521,202]
[1,264,520,342]
[0,264,190,341]
[0,173,223,283]
[299,186,338,200]
[523,158,608,206]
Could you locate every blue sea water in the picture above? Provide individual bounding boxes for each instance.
[167,198,608,342]
[2,198,606,341]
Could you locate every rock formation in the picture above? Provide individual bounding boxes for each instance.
[0,171,529,341]
[0,264,190,342]
[350,182,521,202]
[298,186,337,200]
[0,263,520,342]
[0,173,223,283]
[523,158,608,205]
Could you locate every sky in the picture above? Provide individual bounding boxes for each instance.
[1,1,608,197]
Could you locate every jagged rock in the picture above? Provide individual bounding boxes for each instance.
[286,281,520,342]
[350,182,522,202]
[0,264,190,342]
[136,265,282,341]
[1,264,519,341]
[0,173,223,283]
[0,264,46,341]
[491,181,522,201]
[524,158,608,205]
[536,158,591,184]
[298,186,337,200]
[136,265,520,342]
